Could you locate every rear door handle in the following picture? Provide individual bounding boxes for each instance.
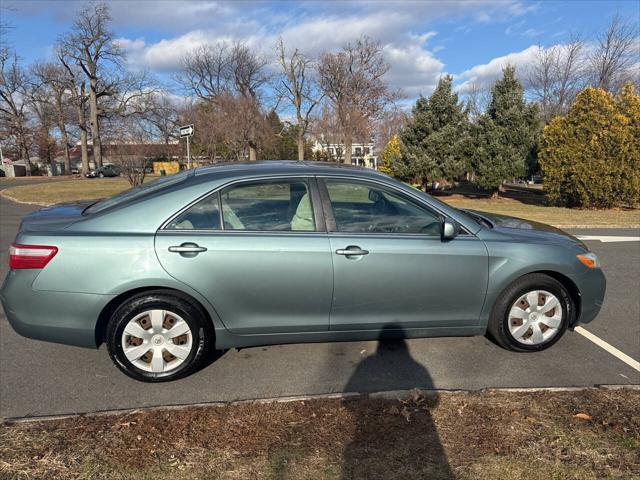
[168,243,207,254]
[336,246,369,256]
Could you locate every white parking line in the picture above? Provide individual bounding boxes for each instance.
[574,326,640,372]
[576,235,640,242]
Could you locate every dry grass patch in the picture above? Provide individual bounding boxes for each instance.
[0,177,153,205]
[443,195,640,228]
[1,389,638,479]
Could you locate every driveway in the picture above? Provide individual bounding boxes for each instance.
[0,196,638,418]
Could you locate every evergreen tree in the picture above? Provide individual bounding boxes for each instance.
[259,111,313,160]
[378,134,401,175]
[540,83,640,208]
[396,75,470,189]
[471,66,539,194]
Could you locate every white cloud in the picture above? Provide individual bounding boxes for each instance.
[455,45,541,93]
[12,0,544,101]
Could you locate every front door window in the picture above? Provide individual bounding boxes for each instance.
[324,180,441,235]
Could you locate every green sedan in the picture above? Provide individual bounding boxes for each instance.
[0,162,606,382]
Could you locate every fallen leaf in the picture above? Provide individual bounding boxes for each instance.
[401,406,411,422]
[526,416,535,424]
[574,413,592,421]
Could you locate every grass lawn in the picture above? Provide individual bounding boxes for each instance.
[1,388,638,479]
[443,195,640,227]
[2,177,639,227]
[0,177,152,205]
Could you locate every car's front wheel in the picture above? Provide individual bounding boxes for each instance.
[488,273,573,352]
[106,291,212,382]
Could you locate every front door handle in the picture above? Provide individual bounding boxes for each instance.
[168,243,207,254]
[336,246,369,256]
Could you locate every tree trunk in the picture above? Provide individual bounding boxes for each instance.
[343,136,352,165]
[297,133,305,161]
[20,138,31,177]
[56,97,71,175]
[248,143,257,161]
[77,102,89,174]
[88,77,102,167]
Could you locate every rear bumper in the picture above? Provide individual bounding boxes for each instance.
[0,270,114,348]
[569,268,606,325]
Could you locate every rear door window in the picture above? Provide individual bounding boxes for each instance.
[166,192,221,230]
[220,180,316,232]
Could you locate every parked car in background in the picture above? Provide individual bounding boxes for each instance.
[85,164,120,178]
[1,162,606,382]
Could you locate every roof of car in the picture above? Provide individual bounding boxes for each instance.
[192,160,388,180]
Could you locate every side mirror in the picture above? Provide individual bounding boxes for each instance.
[442,218,458,240]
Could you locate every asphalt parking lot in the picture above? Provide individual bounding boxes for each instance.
[0,183,638,419]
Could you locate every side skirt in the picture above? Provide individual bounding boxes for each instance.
[214,326,486,350]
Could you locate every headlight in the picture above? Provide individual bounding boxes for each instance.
[576,252,600,269]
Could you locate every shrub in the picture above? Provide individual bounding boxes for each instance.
[540,84,640,208]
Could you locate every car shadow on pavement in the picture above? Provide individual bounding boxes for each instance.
[340,327,452,479]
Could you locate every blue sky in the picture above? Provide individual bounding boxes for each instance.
[3,0,639,100]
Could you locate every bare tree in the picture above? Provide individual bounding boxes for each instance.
[318,36,396,164]
[462,81,491,121]
[275,38,323,160]
[374,107,408,153]
[179,41,269,161]
[58,50,90,173]
[0,49,32,174]
[528,34,586,121]
[26,69,58,167]
[59,2,123,168]
[31,62,77,173]
[178,43,234,101]
[311,103,345,162]
[104,116,151,186]
[589,15,638,92]
[139,91,181,157]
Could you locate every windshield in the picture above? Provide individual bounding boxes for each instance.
[84,170,192,214]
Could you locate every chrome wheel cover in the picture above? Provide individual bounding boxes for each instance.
[507,290,563,345]
[121,309,193,373]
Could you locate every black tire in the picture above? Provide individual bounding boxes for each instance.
[106,290,212,382]
[98,172,104,178]
[487,273,574,352]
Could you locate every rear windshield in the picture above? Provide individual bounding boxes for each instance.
[84,170,192,214]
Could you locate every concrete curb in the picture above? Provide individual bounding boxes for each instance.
[4,384,638,425]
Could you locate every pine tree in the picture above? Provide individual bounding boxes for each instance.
[378,134,401,175]
[397,75,470,189]
[471,66,540,194]
[540,83,640,208]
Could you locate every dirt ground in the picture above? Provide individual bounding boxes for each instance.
[1,388,638,479]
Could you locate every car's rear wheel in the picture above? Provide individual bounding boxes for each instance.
[488,273,573,352]
[106,291,212,382]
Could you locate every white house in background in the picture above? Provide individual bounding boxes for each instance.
[311,139,379,169]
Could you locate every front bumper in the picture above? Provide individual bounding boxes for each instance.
[1,270,114,348]
[569,267,606,325]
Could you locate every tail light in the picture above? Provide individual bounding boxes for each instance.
[9,243,58,269]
